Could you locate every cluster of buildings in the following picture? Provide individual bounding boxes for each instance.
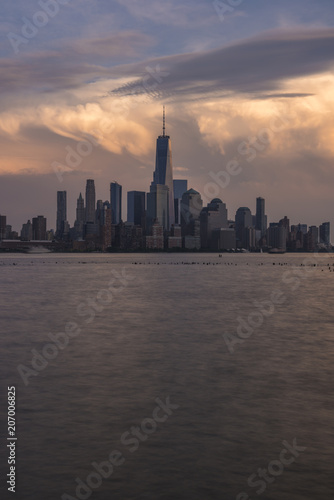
[0,110,331,253]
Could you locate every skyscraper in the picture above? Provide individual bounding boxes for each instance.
[256,197,266,237]
[235,207,252,243]
[32,216,47,240]
[127,191,145,226]
[151,107,175,227]
[73,193,85,240]
[181,189,202,249]
[267,225,287,251]
[200,199,228,248]
[180,189,203,232]
[76,193,85,223]
[320,222,330,246]
[85,180,96,224]
[147,184,169,231]
[21,220,33,241]
[56,191,67,239]
[110,182,122,224]
[0,215,6,240]
[173,179,188,225]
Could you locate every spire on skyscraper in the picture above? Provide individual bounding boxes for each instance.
[163,105,166,137]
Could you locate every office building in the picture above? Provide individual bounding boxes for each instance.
[147,184,169,232]
[267,225,287,251]
[56,191,67,240]
[320,222,330,246]
[21,220,33,241]
[181,189,202,249]
[32,216,47,240]
[110,182,122,224]
[127,191,145,226]
[85,180,96,224]
[235,207,253,245]
[173,179,188,224]
[151,107,175,227]
[200,199,229,248]
[73,193,85,240]
[256,197,266,237]
[180,189,203,234]
[0,215,6,240]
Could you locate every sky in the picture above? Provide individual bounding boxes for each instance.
[1,0,334,235]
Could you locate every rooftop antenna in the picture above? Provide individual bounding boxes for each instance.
[163,105,166,137]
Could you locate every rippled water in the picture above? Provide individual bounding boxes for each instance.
[0,253,334,500]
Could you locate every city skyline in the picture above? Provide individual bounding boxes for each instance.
[0,109,332,246]
[0,175,331,252]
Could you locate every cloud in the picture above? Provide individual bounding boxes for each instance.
[67,32,153,61]
[0,31,153,96]
[113,28,334,98]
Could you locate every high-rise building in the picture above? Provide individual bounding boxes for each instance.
[32,216,47,240]
[256,197,266,237]
[200,198,229,248]
[21,220,33,241]
[96,200,111,226]
[235,207,253,244]
[100,203,112,251]
[76,193,85,223]
[181,189,203,235]
[56,191,67,239]
[306,226,319,252]
[73,193,85,240]
[147,184,169,231]
[173,179,188,225]
[267,225,287,251]
[0,215,6,240]
[151,107,175,227]
[181,189,202,249]
[110,182,122,224]
[320,222,330,246]
[85,180,96,224]
[127,191,145,226]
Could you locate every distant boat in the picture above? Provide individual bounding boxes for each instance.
[268,248,286,254]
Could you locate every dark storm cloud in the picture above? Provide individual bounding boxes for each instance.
[112,28,334,98]
[2,28,333,100]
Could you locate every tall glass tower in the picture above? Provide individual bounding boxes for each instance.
[56,191,67,238]
[85,179,96,224]
[256,197,266,237]
[151,107,175,228]
[110,181,122,224]
[127,191,145,226]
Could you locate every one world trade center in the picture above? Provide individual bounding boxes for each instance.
[150,106,175,229]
